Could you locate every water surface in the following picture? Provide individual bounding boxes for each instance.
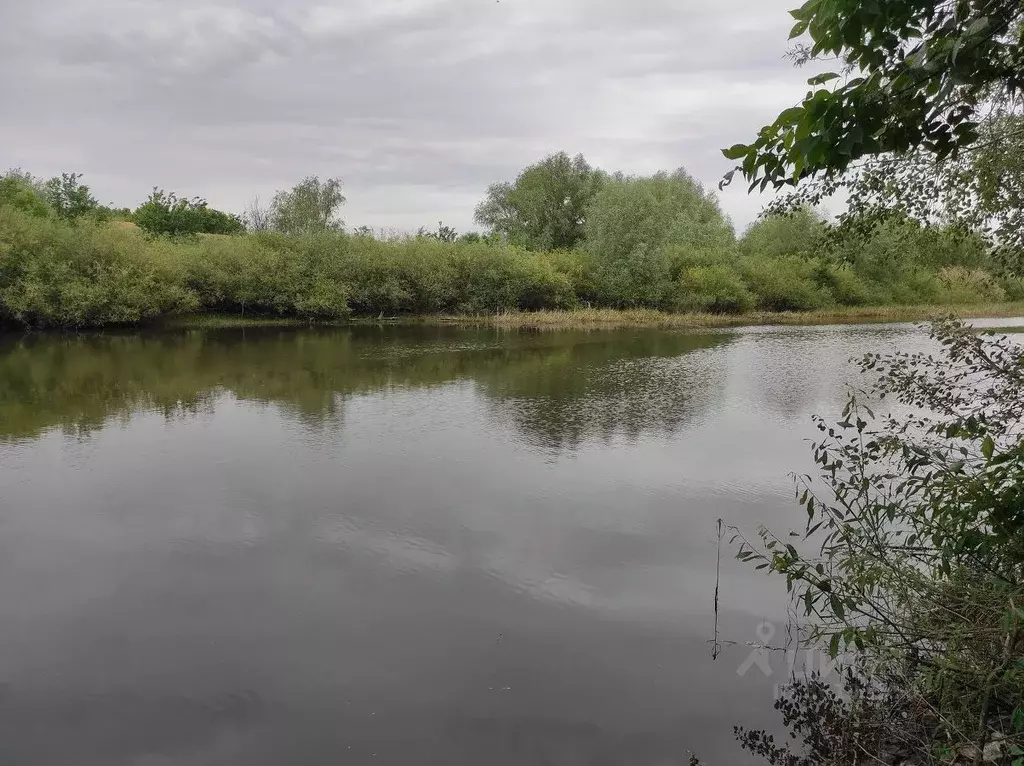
[1,320,1018,765]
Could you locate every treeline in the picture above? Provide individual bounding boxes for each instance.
[0,158,1019,328]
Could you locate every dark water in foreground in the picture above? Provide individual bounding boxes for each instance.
[1,319,1020,765]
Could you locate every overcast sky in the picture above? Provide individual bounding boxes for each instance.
[1,0,822,234]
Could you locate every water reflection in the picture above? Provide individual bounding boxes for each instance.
[0,327,732,447]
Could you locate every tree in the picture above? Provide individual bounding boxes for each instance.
[42,172,99,220]
[417,221,458,243]
[242,195,272,232]
[581,169,735,307]
[0,170,50,218]
[738,207,825,259]
[133,189,243,237]
[723,0,1024,192]
[584,169,734,261]
[269,176,345,235]
[474,152,604,250]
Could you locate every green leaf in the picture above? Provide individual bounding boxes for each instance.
[789,0,816,22]
[722,144,749,160]
[983,435,995,460]
[789,19,809,38]
[966,16,989,36]
[776,106,806,126]
[830,594,845,618]
[807,72,840,85]
[829,632,841,658]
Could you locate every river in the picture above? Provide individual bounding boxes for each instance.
[1,319,1019,765]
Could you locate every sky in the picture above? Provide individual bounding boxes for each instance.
[1,0,825,235]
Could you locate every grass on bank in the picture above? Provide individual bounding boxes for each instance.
[158,303,1024,332]
[401,303,1024,329]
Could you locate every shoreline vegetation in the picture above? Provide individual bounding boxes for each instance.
[152,303,1024,332]
[4,163,1024,332]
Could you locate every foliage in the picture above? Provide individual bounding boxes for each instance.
[730,319,1024,764]
[0,207,197,328]
[679,265,755,314]
[417,221,458,243]
[0,170,50,218]
[42,172,99,220]
[0,159,1007,329]
[582,169,736,308]
[691,670,947,766]
[757,108,1024,271]
[722,0,1024,191]
[739,207,825,259]
[269,176,346,235]
[133,189,243,237]
[585,169,733,263]
[474,152,604,250]
[0,206,1015,329]
[739,255,834,311]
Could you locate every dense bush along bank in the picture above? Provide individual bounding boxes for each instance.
[0,206,1020,329]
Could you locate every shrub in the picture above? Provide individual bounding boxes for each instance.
[935,266,1006,303]
[738,255,834,311]
[0,208,197,327]
[999,273,1024,300]
[134,190,243,237]
[0,201,1014,329]
[0,171,50,218]
[451,243,575,312]
[679,265,755,313]
[813,261,874,305]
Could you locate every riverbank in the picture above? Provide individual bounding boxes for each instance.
[154,302,1024,332]
[418,303,1024,329]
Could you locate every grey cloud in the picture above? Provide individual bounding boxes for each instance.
[1,0,818,232]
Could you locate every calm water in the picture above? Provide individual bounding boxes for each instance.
[1,319,1020,765]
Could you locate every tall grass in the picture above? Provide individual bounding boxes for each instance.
[0,206,1018,329]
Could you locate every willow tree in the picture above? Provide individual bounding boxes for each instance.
[269,176,346,235]
[474,152,604,251]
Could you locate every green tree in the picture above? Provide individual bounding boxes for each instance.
[133,190,243,237]
[585,169,734,261]
[738,207,825,258]
[417,221,458,243]
[724,1,1024,264]
[42,172,99,220]
[723,0,1024,191]
[269,176,346,235]
[474,152,604,250]
[0,170,50,218]
[581,169,735,307]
